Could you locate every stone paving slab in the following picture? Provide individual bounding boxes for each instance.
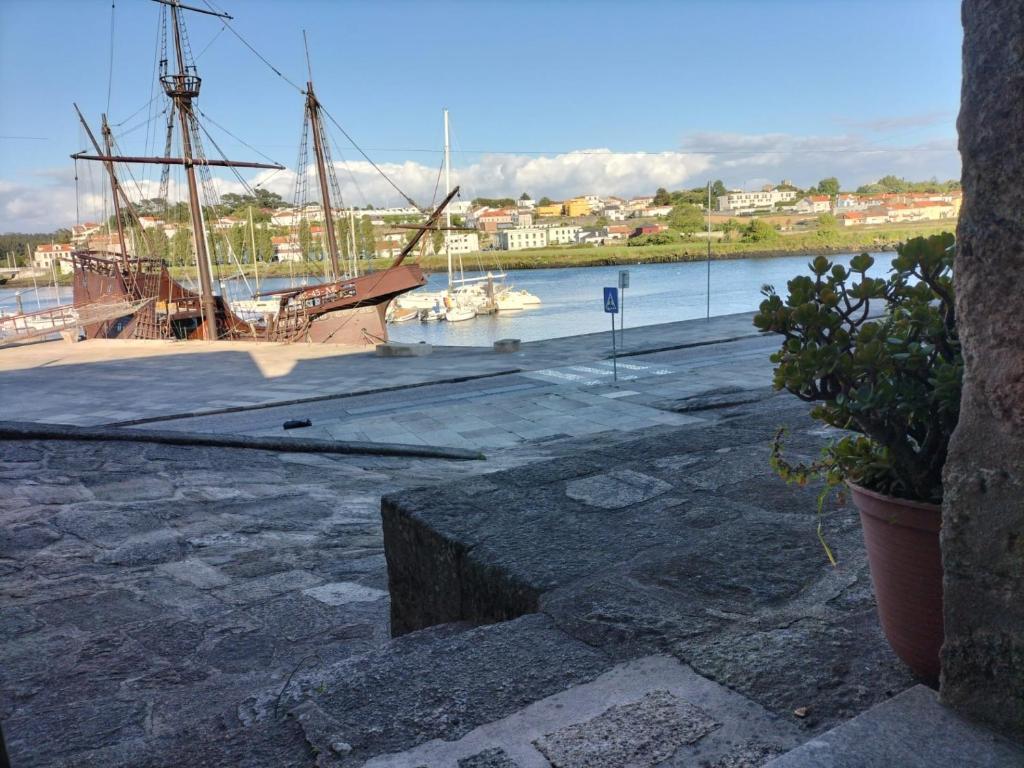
[764,685,1024,768]
[382,393,918,736]
[358,655,803,768]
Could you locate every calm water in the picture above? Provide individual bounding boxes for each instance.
[0,252,893,347]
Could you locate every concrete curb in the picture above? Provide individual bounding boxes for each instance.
[101,369,523,428]
[0,420,486,461]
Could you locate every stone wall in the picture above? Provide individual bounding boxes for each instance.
[941,0,1024,740]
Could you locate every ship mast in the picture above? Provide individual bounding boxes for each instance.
[70,0,284,342]
[303,32,341,281]
[165,0,217,338]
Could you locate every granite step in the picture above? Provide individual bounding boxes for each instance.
[764,685,1024,768]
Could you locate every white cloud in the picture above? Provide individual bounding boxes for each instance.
[0,133,959,232]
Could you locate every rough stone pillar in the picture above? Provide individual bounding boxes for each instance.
[941,0,1024,740]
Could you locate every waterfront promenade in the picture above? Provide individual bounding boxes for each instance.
[3,315,1019,767]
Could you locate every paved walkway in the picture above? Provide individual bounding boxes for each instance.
[0,312,763,427]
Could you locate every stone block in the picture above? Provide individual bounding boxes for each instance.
[493,338,521,353]
[376,342,432,357]
[533,690,718,768]
[764,685,1024,767]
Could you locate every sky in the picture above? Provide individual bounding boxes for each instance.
[0,0,963,232]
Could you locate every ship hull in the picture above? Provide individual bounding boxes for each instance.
[71,252,425,346]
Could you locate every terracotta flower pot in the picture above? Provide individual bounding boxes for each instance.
[848,482,943,683]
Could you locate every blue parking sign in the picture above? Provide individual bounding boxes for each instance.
[604,287,619,313]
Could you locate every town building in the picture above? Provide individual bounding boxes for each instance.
[86,233,125,256]
[478,209,515,232]
[717,188,798,213]
[446,232,480,255]
[535,203,563,218]
[271,236,301,262]
[70,222,103,246]
[513,210,534,228]
[793,195,833,214]
[562,198,591,218]
[32,243,74,274]
[630,224,669,238]
[495,227,549,251]
[642,205,674,218]
[546,225,582,245]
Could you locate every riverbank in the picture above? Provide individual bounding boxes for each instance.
[3,222,952,289]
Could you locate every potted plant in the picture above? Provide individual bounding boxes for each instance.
[753,233,961,682]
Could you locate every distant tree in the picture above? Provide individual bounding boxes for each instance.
[816,177,841,195]
[170,229,192,266]
[298,218,312,262]
[256,226,274,263]
[226,225,246,263]
[711,180,727,198]
[538,196,554,207]
[519,192,531,200]
[817,212,838,229]
[668,204,705,233]
[337,218,351,260]
[742,219,778,243]
[653,187,672,206]
[358,216,375,259]
[594,215,609,228]
[431,228,444,255]
[472,197,516,208]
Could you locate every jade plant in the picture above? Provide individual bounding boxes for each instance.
[753,233,962,510]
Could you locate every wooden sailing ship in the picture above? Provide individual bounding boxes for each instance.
[66,0,452,346]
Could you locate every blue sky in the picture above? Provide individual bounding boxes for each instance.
[0,0,963,231]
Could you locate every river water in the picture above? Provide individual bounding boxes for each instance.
[0,252,893,347]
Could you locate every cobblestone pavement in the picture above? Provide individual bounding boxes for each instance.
[1,313,781,766]
[1,430,655,767]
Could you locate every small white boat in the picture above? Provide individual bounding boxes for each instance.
[419,306,444,322]
[445,306,475,322]
[507,289,541,306]
[397,291,446,310]
[389,306,419,323]
[495,291,524,311]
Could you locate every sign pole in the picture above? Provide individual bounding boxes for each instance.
[618,269,629,348]
[604,285,620,384]
[610,309,618,383]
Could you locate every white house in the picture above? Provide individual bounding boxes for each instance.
[496,227,549,251]
[717,187,798,213]
[641,205,674,218]
[793,195,833,214]
[33,243,74,274]
[546,225,582,245]
[513,210,534,227]
[446,232,480,255]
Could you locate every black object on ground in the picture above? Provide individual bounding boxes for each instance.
[283,419,312,430]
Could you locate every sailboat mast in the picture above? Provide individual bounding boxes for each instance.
[303,34,341,281]
[444,108,452,289]
[306,84,341,281]
[349,208,358,276]
[248,205,259,290]
[100,116,130,267]
[167,1,218,339]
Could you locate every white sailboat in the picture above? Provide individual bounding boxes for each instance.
[441,109,476,323]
